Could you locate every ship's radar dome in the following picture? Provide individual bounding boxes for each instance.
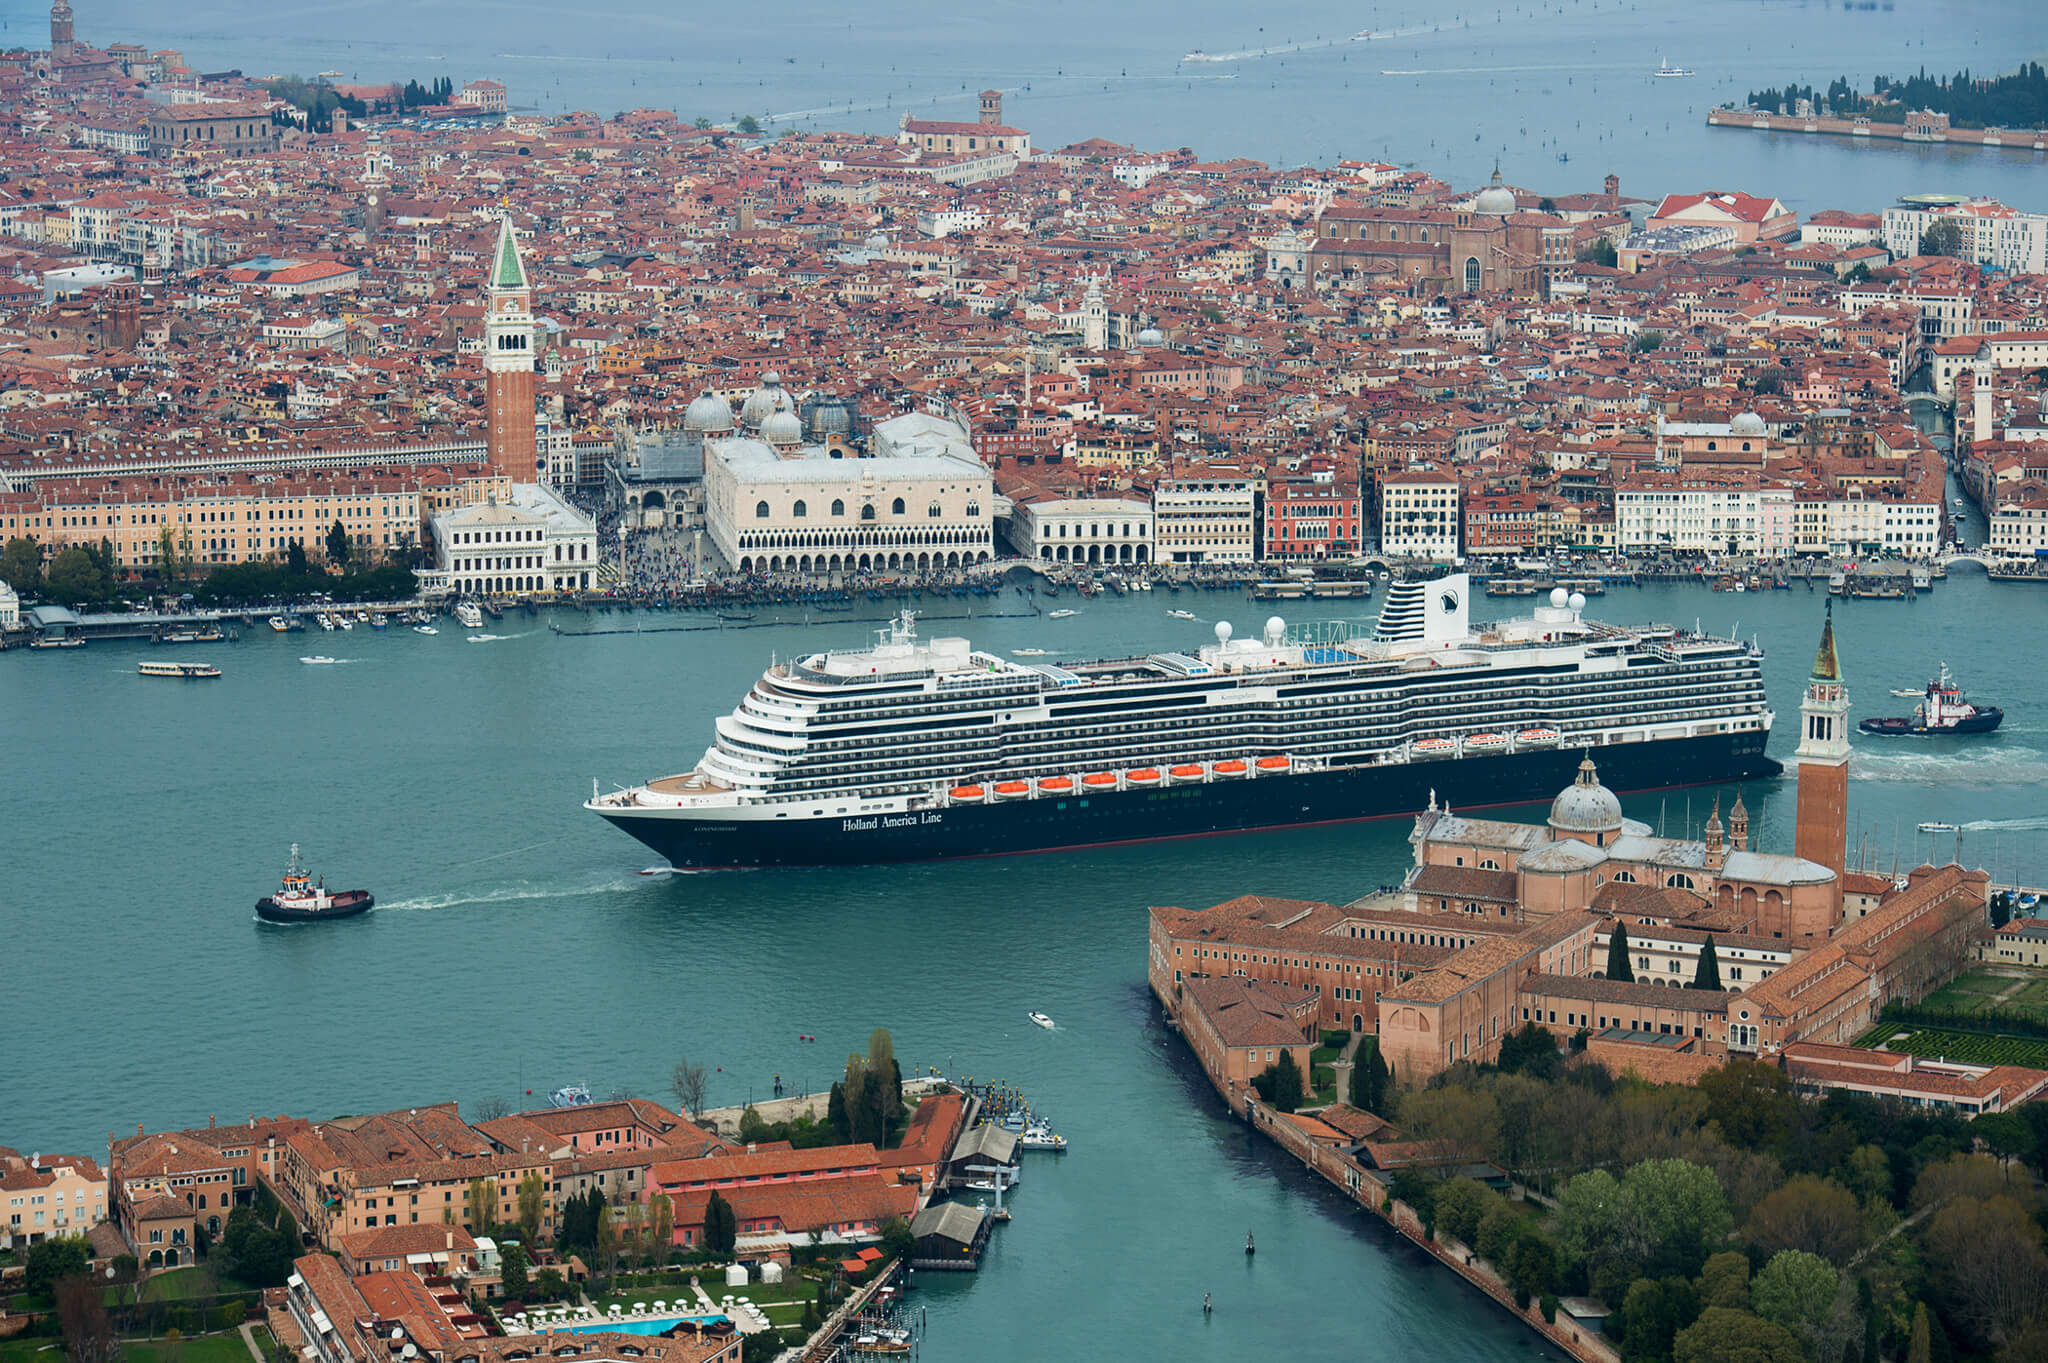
[1215,620,1233,645]
[1264,616,1286,644]
[1550,587,1569,608]
[1568,591,1587,613]
[1549,756,1625,836]
[1731,410,1767,436]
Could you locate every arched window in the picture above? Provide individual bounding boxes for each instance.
[860,503,876,521]
[966,501,980,517]
[754,500,770,519]
[891,497,906,515]
[927,502,942,518]
[1463,256,1481,292]
[1611,870,1637,884]
[1666,873,1695,890]
[831,499,845,517]
[792,500,807,518]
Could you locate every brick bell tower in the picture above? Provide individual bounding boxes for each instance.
[1793,603,1850,923]
[50,0,74,61]
[483,213,537,483]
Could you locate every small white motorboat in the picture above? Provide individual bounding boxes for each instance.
[1019,1123,1067,1151]
[1027,1011,1054,1030]
[1168,609,1197,620]
[414,625,439,635]
[1917,822,1959,834]
[1048,609,1078,619]
[1891,687,1922,698]
[1012,647,1049,656]
[300,655,339,665]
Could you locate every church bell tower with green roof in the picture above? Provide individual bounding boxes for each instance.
[483,213,537,483]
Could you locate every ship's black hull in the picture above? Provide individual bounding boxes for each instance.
[255,892,374,923]
[597,732,1781,869]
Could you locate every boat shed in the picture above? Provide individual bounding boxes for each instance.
[909,1201,991,1271]
[940,1125,1019,1190]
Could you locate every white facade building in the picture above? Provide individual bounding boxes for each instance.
[704,437,994,574]
[1152,473,1257,563]
[1882,199,2048,274]
[1379,471,1462,561]
[1989,496,2048,559]
[1008,496,1152,565]
[422,483,597,597]
[1614,482,1795,554]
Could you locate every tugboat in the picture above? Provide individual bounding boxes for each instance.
[254,844,374,923]
[1858,662,2003,736]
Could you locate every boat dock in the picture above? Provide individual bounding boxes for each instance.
[1707,106,2048,153]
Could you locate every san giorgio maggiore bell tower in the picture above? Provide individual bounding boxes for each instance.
[1793,605,1850,927]
[483,213,538,483]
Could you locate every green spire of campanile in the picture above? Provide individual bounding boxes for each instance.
[492,214,528,292]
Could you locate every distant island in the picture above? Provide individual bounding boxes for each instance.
[1743,61,2047,130]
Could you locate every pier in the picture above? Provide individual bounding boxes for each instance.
[1706,107,2048,152]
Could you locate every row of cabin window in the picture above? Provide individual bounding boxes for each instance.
[756,498,980,520]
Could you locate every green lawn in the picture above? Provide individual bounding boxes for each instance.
[119,1333,255,1363]
[129,1266,255,1303]
[0,1339,65,1363]
[1889,1027,2048,1069]
[599,1272,822,1318]
[1916,968,2048,1024]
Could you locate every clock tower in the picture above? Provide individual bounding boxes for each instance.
[483,213,537,483]
[362,128,387,236]
[1792,604,1850,930]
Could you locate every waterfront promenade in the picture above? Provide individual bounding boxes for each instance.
[1707,107,2048,153]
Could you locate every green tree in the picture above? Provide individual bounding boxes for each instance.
[736,115,761,135]
[517,1170,546,1243]
[1743,1175,1863,1264]
[703,1190,736,1255]
[326,519,350,566]
[1350,1042,1390,1113]
[1699,1060,1796,1154]
[651,1193,673,1256]
[1433,1177,1495,1247]
[44,546,106,604]
[1919,218,1964,258]
[500,1241,530,1299]
[1672,1307,1804,1363]
[533,1267,567,1302]
[1607,922,1635,982]
[1557,1168,1628,1285]
[1400,1084,1500,1170]
[2,534,42,591]
[1694,1251,1751,1311]
[878,1215,914,1264]
[1504,1225,1561,1308]
[1619,1275,1699,1363]
[1921,1194,2048,1348]
[466,1177,497,1231]
[1475,1199,1521,1264]
[216,1203,297,1286]
[25,1237,90,1298]
[826,1080,850,1143]
[53,1273,117,1363]
[1751,1251,1838,1354]
[1263,1049,1305,1113]
[1631,330,1666,354]
[595,1200,619,1276]
[1577,237,1619,268]
[1692,936,1723,991]
[1496,1023,1563,1079]
[1621,1159,1732,1280]
[1906,1302,1931,1363]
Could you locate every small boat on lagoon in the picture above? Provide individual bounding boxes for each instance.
[255,844,373,924]
[1027,1011,1055,1029]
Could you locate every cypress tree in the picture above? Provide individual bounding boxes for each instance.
[1693,935,1723,991]
[1272,1050,1305,1113]
[1606,921,1635,983]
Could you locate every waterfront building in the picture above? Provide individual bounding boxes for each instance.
[1378,468,1461,560]
[109,1115,309,1261]
[1178,975,1320,1093]
[0,1148,106,1248]
[147,103,278,159]
[1264,472,1363,560]
[899,90,1030,159]
[1613,474,1794,555]
[422,482,596,596]
[457,79,508,113]
[1646,191,1797,243]
[1149,467,1258,562]
[483,215,539,484]
[702,383,993,573]
[334,1222,485,1277]
[1005,493,1152,564]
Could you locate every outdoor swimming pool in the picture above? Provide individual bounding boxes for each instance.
[559,1316,728,1336]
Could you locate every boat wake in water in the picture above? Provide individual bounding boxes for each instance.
[376,874,648,914]
[1962,816,2048,833]
[1853,745,2046,786]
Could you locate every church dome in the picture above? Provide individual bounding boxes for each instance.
[1730,410,1767,437]
[740,371,795,429]
[683,390,735,433]
[1136,326,1165,348]
[800,392,858,442]
[1474,184,1516,215]
[760,408,804,447]
[1549,756,1624,835]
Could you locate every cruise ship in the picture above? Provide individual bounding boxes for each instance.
[587,576,1779,868]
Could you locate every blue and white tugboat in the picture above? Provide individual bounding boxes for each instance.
[1858,662,2002,737]
[255,844,374,923]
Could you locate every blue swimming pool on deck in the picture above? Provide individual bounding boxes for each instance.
[562,1316,728,1335]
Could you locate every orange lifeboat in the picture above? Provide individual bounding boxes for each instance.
[1465,733,1507,752]
[1214,759,1249,777]
[1415,738,1456,757]
[1255,755,1290,771]
[950,784,985,801]
[1517,727,1560,745]
[1039,775,1075,792]
[1082,772,1117,788]
[1169,763,1207,782]
[1128,768,1163,785]
[994,780,1031,799]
